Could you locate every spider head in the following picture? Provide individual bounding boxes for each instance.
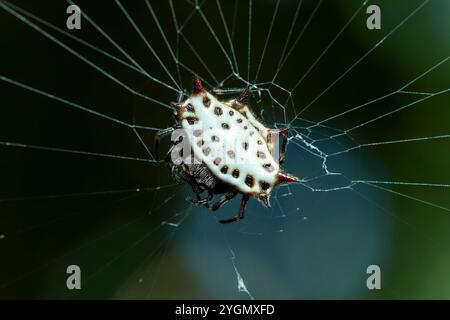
[258,193,271,208]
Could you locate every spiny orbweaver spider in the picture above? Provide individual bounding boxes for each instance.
[155,77,299,224]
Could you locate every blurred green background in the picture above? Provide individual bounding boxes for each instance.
[0,0,449,299]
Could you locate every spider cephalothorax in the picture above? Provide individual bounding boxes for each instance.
[156,77,299,223]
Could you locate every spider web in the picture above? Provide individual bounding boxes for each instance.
[0,0,449,299]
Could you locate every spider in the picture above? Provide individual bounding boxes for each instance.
[155,77,299,224]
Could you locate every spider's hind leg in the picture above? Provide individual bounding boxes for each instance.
[219,194,250,224]
[207,191,238,212]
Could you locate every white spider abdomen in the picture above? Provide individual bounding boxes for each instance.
[180,92,279,196]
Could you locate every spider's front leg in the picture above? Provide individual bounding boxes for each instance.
[154,127,175,161]
[207,191,238,212]
[211,87,247,96]
[219,194,250,224]
[191,190,213,206]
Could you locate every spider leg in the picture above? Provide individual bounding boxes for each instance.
[219,194,250,224]
[192,190,213,206]
[154,127,175,161]
[211,87,246,96]
[188,182,206,204]
[207,191,238,212]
